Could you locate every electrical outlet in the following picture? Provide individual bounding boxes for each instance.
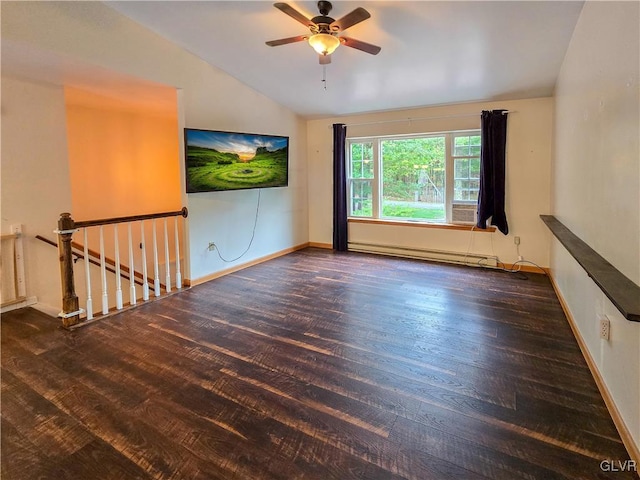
[514,236,521,245]
[208,242,216,251]
[599,316,610,340]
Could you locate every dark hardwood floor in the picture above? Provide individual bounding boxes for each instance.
[1,248,636,479]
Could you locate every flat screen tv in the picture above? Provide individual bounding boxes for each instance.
[184,128,289,193]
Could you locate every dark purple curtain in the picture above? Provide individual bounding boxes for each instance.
[476,110,509,235]
[333,123,348,251]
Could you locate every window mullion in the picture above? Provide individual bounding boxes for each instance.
[445,133,453,222]
[372,139,381,218]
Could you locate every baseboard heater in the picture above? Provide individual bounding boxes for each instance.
[348,242,498,268]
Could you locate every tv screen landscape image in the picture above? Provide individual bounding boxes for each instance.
[185,128,289,193]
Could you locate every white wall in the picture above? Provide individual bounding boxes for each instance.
[0,77,73,311]
[552,1,639,451]
[1,1,308,294]
[65,86,182,220]
[307,97,554,267]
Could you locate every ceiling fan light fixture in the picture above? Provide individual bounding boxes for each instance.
[308,33,340,55]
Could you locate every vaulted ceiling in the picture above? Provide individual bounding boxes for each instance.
[105,1,584,118]
[1,2,584,119]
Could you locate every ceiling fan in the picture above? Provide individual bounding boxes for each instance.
[266,1,381,65]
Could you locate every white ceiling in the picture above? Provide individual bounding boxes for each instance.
[105,1,584,119]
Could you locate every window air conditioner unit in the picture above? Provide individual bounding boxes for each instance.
[452,204,477,224]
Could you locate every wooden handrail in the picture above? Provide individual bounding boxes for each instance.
[75,207,188,228]
[36,234,84,262]
[36,235,145,287]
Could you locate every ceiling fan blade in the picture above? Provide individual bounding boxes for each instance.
[331,7,370,32]
[273,3,313,28]
[340,37,381,55]
[266,35,308,47]
[319,54,331,65]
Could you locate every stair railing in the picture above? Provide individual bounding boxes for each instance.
[54,207,188,328]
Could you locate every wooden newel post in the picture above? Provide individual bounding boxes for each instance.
[57,212,80,327]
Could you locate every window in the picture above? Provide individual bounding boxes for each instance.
[453,134,481,202]
[348,142,374,217]
[347,130,481,224]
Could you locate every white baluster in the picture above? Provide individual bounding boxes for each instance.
[174,217,182,289]
[164,218,171,293]
[140,221,149,301]
[128,223,136,305]
[83,228,93,320]
[99,226,109,315]
[152,219,160,297]
[114,225,123,310]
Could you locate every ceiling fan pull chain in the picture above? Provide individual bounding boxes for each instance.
[322,64,327,90]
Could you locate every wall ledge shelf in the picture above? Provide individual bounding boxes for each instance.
[540,215,640,322]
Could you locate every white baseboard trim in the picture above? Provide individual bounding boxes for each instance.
[547,270,640,464]
[1,296,37,314]
[31,301,60,318]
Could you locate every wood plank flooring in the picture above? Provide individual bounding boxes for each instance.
[1,248,636,479]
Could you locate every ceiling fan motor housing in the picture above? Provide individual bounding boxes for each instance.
[317,1,333,16]
[311,1,336,33]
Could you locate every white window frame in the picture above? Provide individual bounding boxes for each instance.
[347,130,481,224]
[451,132,482,204]
[346,138,378,218]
